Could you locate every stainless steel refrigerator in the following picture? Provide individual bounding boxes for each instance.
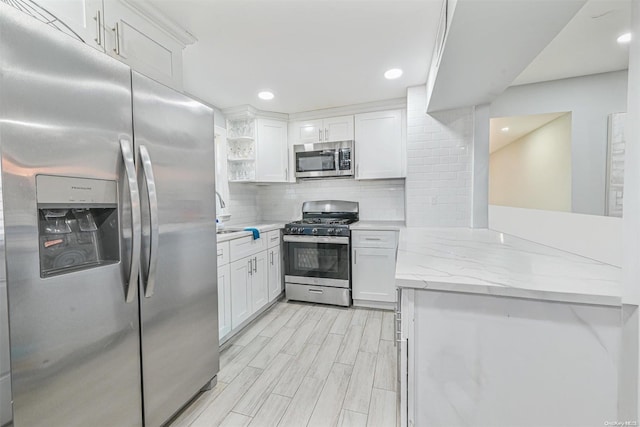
[0,4,219,426]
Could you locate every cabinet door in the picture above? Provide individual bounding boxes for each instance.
[323,115,354,142]
[251,251,269,312]
[267,246,282,302]
[256,118,288,182]
[230,257,252,328]
[36,0,104,51]
[291,120,323,144]
[352,247,397,302]
[217,264,231,341]
[355,110,404,179]
[103,1,184,90]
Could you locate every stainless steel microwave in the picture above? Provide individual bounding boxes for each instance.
[294,140,354,179]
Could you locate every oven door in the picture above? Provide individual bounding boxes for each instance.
[284,235,350,287]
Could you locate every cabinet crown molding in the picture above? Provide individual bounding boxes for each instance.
[289,97,406,121]
[222,105,288,121]
[119,0,197,46]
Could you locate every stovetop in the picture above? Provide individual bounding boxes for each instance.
[285,200,359,237]
[290,218,356,226]
[284,218,357,237]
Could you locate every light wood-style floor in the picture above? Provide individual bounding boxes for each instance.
[170,300,397,427]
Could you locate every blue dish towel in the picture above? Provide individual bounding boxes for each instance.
[244,227,260,240]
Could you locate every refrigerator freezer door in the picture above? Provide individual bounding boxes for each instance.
[0,5,142,427]
[132,72,219,427]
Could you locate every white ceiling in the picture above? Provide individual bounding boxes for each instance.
[490,112,568,153]
[512,0,630,86]
[150,0,443,114]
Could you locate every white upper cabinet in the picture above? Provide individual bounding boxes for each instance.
[35,0,105,51]
[34,0,192,90]
[292,120,323,144]
[256,118,288,182]
[290,115,354,145]
[354,109,405,180]
[322,115,354,142]
[103,1,184,90]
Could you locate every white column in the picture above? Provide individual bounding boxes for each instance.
[471,104,490,228]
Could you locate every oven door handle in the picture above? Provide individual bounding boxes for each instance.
[283,235,350,244]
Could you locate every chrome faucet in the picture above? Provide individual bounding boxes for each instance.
[215,191,226,209]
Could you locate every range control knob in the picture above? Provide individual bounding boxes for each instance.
[327,228,335,234]
[312,228,318,235]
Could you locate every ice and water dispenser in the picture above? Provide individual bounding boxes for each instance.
[36,175,120,277]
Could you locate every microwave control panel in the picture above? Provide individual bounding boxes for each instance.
[338,148,352,171]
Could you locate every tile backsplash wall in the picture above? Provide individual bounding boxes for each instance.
[406,86,473,227]
[257,179,405,222]
[224,183,260,226]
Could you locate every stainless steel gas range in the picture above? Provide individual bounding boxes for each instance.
[283,200,359,307]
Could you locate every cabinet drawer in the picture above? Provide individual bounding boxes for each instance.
[267,230,281,248]
[216,241,230,266]
[230,235,267,262]
[352,230,398,249]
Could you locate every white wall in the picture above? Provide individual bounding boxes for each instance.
[490,113,572,212]
[257,178,405,222]
[406,86,474,227]
[619,0,640,420]
[490,71,628,216]
[489,205,622,267]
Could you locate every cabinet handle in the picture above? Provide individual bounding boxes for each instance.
[309,289,323,294]
[271,251,274,265]
[248,259,252,276]
[253,256,257,273]
[356,164,359,178]
[94,10,102,46]
[112,22,121,55]
[365,237,381,241]
[285,167,288,180]
[354,249,357,265]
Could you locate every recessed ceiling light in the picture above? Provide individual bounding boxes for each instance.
[501,127,509,132]
[384,68,403,80]
[258,91,274,100]
[617,32,632,44]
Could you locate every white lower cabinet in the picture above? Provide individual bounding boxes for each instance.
[352,247,397,302]
[217,264,231,341]
[268,246,282,302]
[351,230,399,306]
[230,257,252,329]
[250,251,269,312]
[221,230,283,342]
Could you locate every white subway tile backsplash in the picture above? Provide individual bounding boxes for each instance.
[224,183,260,226]
[256,179,405,222]
[405,86,473,227]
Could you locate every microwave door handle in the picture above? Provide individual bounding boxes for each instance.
[120,139,141,303]
[334,149,340,172]
[140,145,159,298]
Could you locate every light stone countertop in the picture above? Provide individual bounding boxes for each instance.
[215,223,285,243]
[396,227,622,306]
[350,221,405,231]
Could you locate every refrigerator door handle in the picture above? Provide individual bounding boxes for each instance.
[140,145,159,298]
[120,139,141,303]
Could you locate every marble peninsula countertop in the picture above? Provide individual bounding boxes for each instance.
[396,227,622,306]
